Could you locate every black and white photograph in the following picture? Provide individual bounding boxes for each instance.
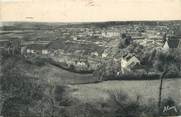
[1,0,181,117]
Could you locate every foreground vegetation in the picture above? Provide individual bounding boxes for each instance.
[1,21,181,117]
[0,49,181,117]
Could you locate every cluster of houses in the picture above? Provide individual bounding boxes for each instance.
[101,31,120,38]
[62,27,121,40]
[0,39,50,56]
[17,34,181,74]
[162,35,181,52]
[21,44,49,55]
[1,26,180,73]
[121,35,181,73]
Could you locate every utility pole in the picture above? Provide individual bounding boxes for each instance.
[158,69,168,115]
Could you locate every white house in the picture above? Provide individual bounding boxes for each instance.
[102,31,120,37]
[26,49,35,54]
[91,52,99,57]
[21,46,26,55]
[162,39,181,52]
[31,50,35,54]
[42,49,48,55]
[26,49,30,53]
[102,52,108,58]
[73,36,77,41]
[121,54,140,73]
[24,44,49,55]
[77,61,86,66]
[162,41,169,51]
[162,36,181,51]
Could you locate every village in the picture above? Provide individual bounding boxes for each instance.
[0,21,181,74]
[1,21,181,117]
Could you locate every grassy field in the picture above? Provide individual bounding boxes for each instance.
[68,79,181,106]
[1,54,181,116]
[37,64,97,84]
[15,62,98,85]
[2,55,181,106]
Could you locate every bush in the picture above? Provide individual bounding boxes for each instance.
[64,103,104,117]
[108,90,158,117]
[0,55,74,117]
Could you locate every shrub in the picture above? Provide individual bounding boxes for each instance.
[108,90,158,117]
[64,103,105,117]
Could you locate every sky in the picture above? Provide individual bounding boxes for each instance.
[1,0,181,22]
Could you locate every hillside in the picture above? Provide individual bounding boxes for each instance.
[2,56,98,85]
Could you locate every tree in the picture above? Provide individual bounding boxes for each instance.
[173,25,181,36]
[8,39,21,55]
[121,33,127,39]
[153,52,178,115]
[93,59,121,81]
[125,36,132,46]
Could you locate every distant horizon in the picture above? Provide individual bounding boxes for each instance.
[1,20,181,24]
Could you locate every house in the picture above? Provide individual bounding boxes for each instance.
[42,49,48,54]
[23,44,49,55]
[76,61,86,66]
[91,52,99,57]
[121,54,140,73]
[0,40,10,49]
[73,36,77,41]
[102,31,120,37]
[21,46,27,55]
[102,52,108,58]
[162,38,181,52]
